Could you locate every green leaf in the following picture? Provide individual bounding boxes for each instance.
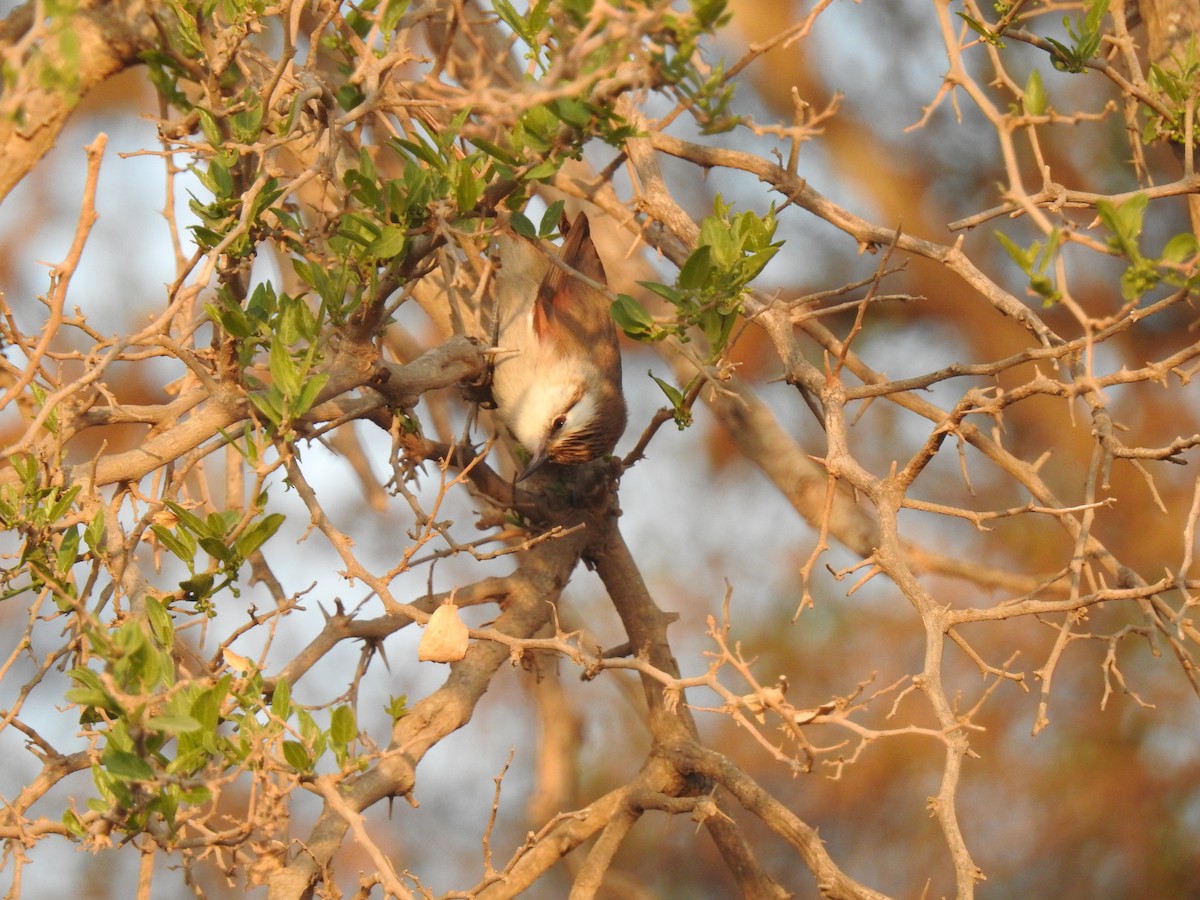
[146,597,174,646]
[67,666,105,692]
[470,137,520,165]
[392,136,444,170]
[164,500,208,537]
[269,339,302,398]
[539,200,566,237]
[165,0,205,56]
[510,211,537,238]
[455,164,482,212]
[236,513,286,558]
[56,525,81,573]
[46,485,80,523]
[955,11,1003,46]
[610,294,656,340]
[1023,69,1047,116]
[1097,194,1147,258]
[272,678,292,721]
[293,373,330,417]
[283,740,312,772]
[198,536,234,565]
[651,372,684,407]
[382,0,410,32]
[297,709,319,744]
[650,373,693,429]
[330,705,356,744]
[205,300,254,338]
[639,281,683,303]
[995,230,1035,273]
[385,694,409,723]
[11,454,37,489]
[63,809,87,838]
[525,159,558,181]
[231,100,264,143]
[1163,233,1199,264]
[552,97,593,127]
[692,0,728,29]
[84,509,105,553]
[678,245,715,290]
[1083,0,1109,35]
[152,525,196,565]
[249,388,283,426]
[192,678,227,730]
[146,714,203,734]
[367,225,407,259]
[335,84,365,112]
[104,749,155,782]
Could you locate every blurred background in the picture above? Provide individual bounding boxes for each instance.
[1,0,1199,897]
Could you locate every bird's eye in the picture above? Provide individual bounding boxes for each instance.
[551,414,568,433]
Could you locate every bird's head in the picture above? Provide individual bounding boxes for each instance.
[505,360,626,480]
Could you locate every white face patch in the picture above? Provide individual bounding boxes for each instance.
[506,370,598,458]
[492,291,606,459]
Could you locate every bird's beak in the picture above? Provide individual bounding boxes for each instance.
[516,448,549,482]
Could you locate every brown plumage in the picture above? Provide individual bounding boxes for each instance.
[491,214,626,479]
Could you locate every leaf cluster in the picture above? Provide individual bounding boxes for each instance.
[0,455,100,608]
[613,195,778,425]
[150,499,284,612]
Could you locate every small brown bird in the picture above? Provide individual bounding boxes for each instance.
[491,214,626,480]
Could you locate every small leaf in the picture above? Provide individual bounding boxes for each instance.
[955,12,1002,46]
[146,597,174,646]
[283,740,312,772]
[56,525,81,573]
[639,281,683,303]
[272,678,292,720]
[46,485,80,523]
[539,200,566,237]
[525,159,558,181]
[995,231,1035,273]
[1163,233,1199,264]
[330,705,357,744]
[151,525,195,564]
[385,695,409,723]
[163,501,207,537]
[678,245,714,290]
[510,211,537,238]
[198,536,234,564]
[84,509,105,553]
[63,810,87,838]
[249,389,283,426]
[293,373,330,417]
[610,294,655,339]
[552,97,593,127]
[146,715,203,734]
[650,372,684,407]
[471,137,519,164]
[1023,69,1047,116]
[268,339,302,398]
[236,513,286,558]
[366,225,407,259]
[104,750,155,782]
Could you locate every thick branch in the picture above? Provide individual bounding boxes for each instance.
[0,0,161,202]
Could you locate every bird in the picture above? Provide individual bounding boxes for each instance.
[491,213,627,481]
